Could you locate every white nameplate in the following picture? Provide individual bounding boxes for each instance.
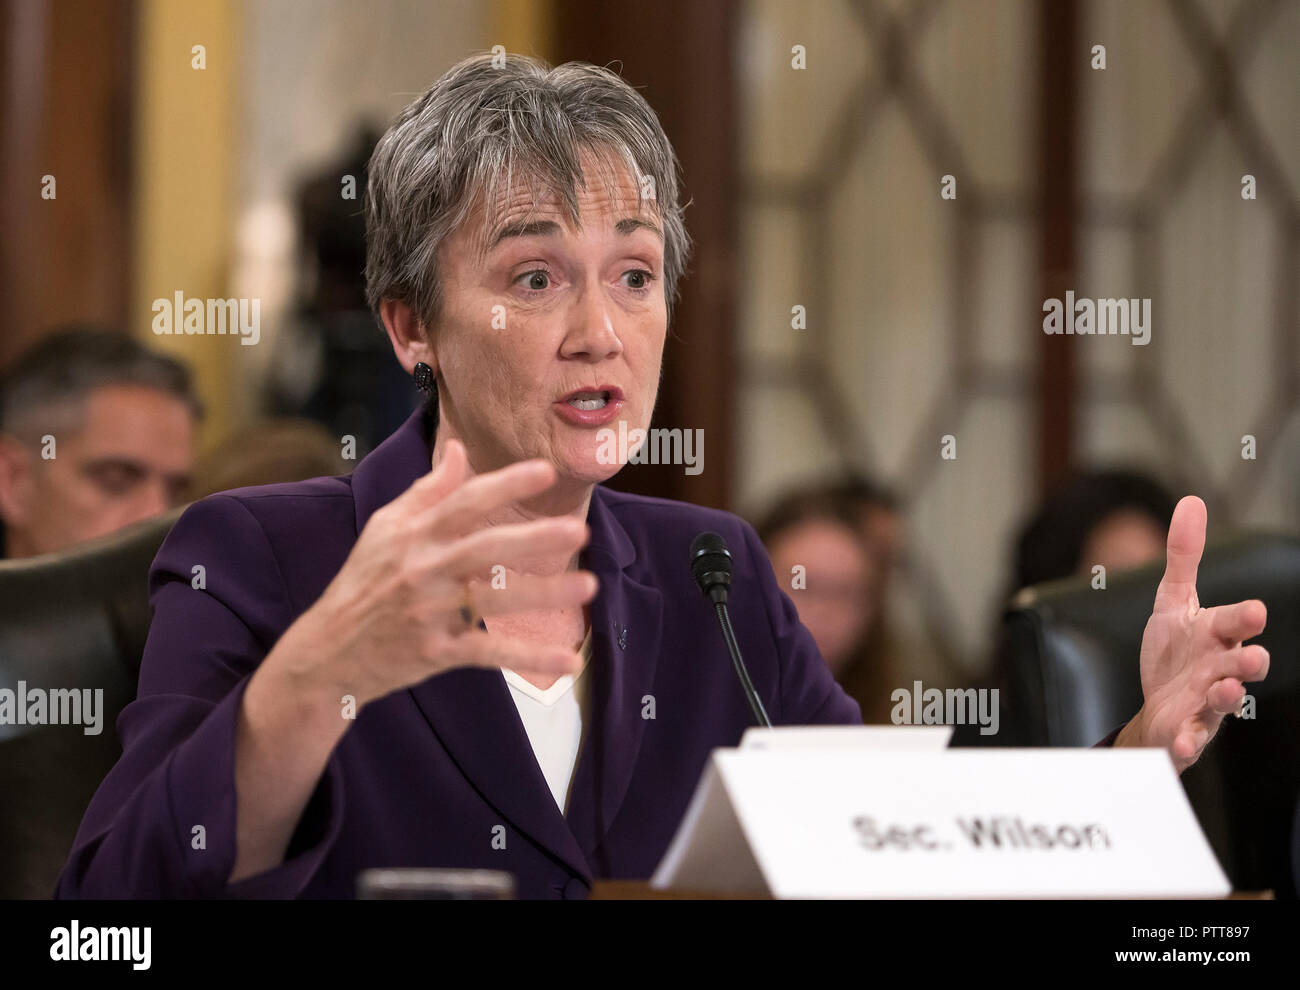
[741,725,952,751]
[652,748,1229,898]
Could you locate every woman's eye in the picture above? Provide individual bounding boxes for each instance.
[519,270,550,291]
[624,269,656,291]
[516,268,656,292]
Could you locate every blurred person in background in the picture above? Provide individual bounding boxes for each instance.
[757,488,878,667]
[1012,468,1177,591]
[757,475,967,724]
[833,474,906,611]
[189,418,350,498]
[269,124,418,456]
[756,477,937,724]
[0,327,200,559]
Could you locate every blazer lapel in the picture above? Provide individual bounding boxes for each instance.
[564,488,663,873]
[407,668,593,882]
[349,414,671,880]
[350,406,591,881]
[350,406,434,535]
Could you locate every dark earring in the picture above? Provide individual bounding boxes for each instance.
[413,361,434,394]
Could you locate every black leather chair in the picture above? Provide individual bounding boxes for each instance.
[0,508,182,899]
[997,531,1300,897]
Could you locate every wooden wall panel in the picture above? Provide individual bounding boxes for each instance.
[554,0,739,510]
[0,0,135,367]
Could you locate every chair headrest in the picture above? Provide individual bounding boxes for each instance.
[0,505,186,690]
[1007,530,1300,695]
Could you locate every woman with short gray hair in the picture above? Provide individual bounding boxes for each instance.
[56,51,860,900]
[364,54,693,332]
[56,51,1269,900]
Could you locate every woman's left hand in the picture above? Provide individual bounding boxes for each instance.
[1115,496,1270,772]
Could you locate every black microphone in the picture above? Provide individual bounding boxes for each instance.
[689,532,772,728]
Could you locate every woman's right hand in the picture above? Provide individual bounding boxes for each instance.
[272,438,598,712]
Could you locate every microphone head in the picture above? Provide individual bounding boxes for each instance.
[690,531,733,602]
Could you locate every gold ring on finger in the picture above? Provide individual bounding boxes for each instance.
[457,582,478,630]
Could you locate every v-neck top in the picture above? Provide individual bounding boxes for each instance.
[501,629,594,815]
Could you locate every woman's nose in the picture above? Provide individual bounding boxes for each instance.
[560,284,623,360]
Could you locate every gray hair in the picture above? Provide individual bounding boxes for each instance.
[364,51,693,332]
[0,326,202,443]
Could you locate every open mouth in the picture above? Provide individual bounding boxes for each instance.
[566,390,611,411]
[560,386,623,412]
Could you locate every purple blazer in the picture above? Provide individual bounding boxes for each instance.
[55,407,867,900]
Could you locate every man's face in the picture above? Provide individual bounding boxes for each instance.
[429,152,668,485]
[0,384,195,557]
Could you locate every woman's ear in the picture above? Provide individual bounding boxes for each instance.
[0,435,35,530]
[379,299,435,375]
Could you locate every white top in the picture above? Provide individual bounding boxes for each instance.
[502,630,594,815]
